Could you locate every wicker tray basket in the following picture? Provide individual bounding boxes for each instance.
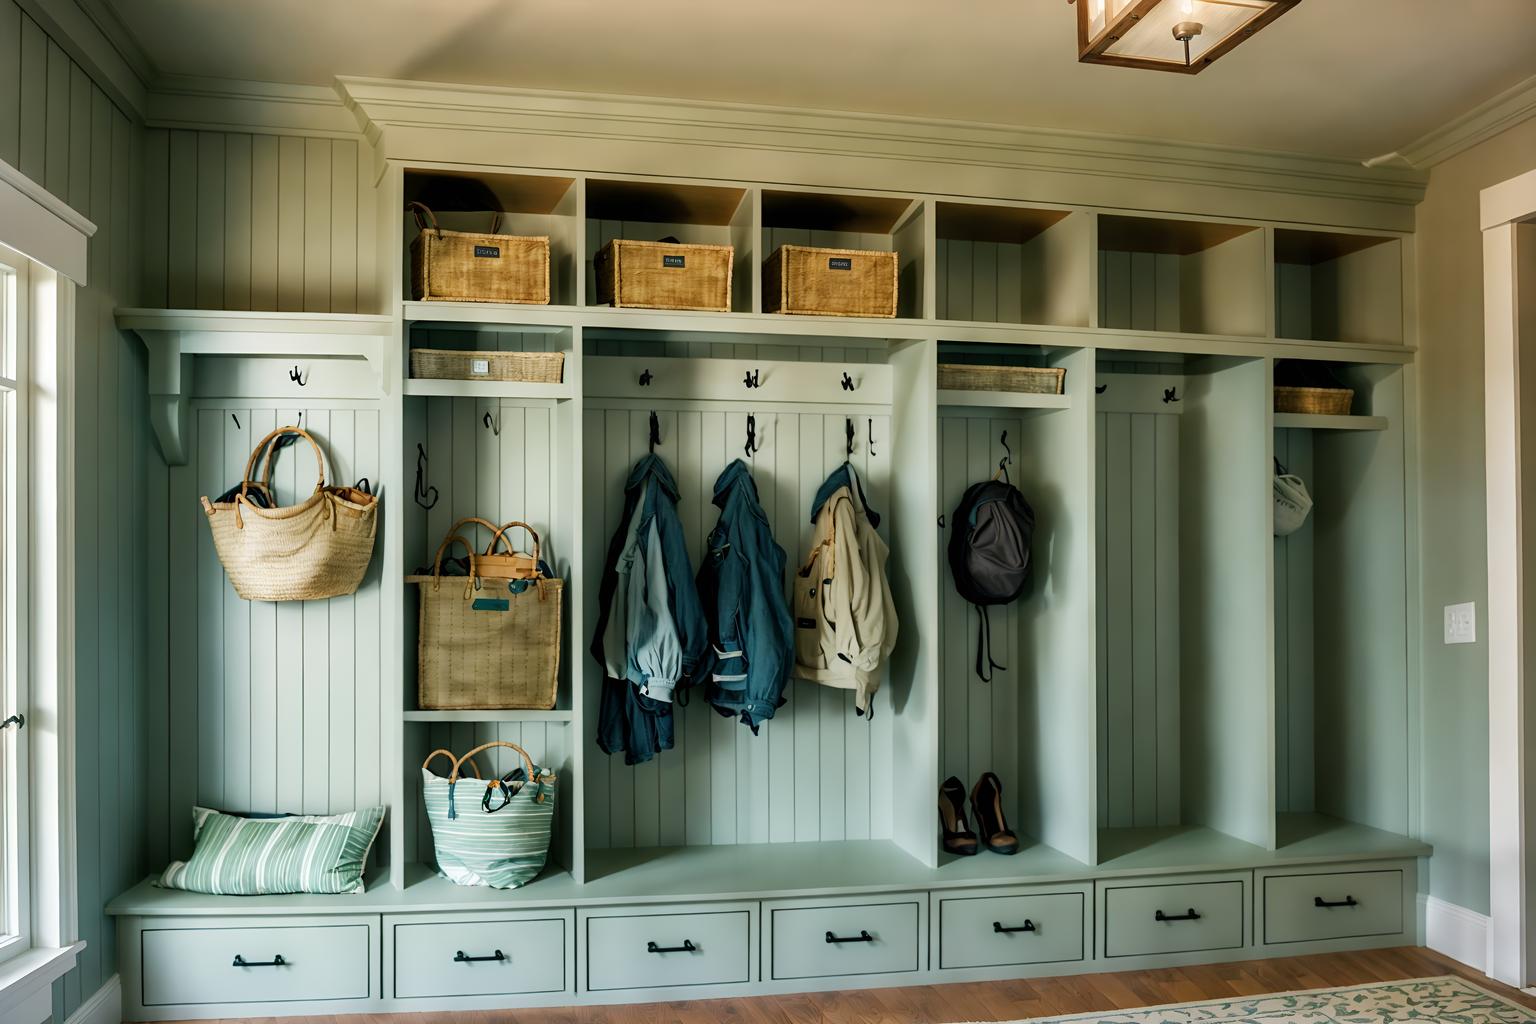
[408,203,550,305]
[410,349,565,384]
[594,239,733,312]
[764,245,898,318]
[937,363,1066,395]
[1274,386,1354,416]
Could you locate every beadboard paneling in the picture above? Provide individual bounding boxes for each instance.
[1099,250,1182,332]
[1274,428,1316,814]
[580,406,893,848]
[139,129,379,313]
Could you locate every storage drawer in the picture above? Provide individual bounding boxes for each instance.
[936,889,1086,969]
[1263,869,1404,944]
[390,914,569,998]
[768,896,923,980]
[583,905,752,992]
[1101,877,1246,958]
[142,922,372,1007]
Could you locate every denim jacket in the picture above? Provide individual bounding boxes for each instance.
[592,454,707,764]
[696,460,794,732]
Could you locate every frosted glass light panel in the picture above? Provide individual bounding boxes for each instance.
[1076,0,1301,74]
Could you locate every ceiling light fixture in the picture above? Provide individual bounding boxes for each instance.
[1069,0,1301,74]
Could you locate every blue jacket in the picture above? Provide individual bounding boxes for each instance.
[696,460,794,732]
[592,455,707,764]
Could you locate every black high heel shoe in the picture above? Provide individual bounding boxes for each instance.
[938,776,978,856]
[971,772,1020,855]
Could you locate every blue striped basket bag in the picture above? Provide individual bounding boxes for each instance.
[421,740,557,888]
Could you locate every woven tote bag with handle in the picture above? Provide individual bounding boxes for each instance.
[200,426,378,601]
[421,742,557,889]
[409,523,563,710]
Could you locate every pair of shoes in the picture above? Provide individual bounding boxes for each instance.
[938,772,1020,856]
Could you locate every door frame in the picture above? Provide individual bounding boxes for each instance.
[1483,166,1536,988]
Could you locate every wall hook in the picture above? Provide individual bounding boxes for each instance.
[1095,384,1108,394]
[639,368,654,387]
[231,413,241,429]
[840,372,855,392]
[414,443,439,510]
[648,411,661,453]
[745,413,763,458]
[743,368,761,389]
[845,417,855,457]
[483,411,500,436]
[1163,386,1180,404]
[867,418,877,458]
[289,365,308,387]
[996,430,1013,483]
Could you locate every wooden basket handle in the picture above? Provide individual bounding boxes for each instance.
[450,740,537,784]
[407,200,502,236]
[446,517,502,552]
[422,748,482,779]
[239,425,326,504]
[491,521,541,565]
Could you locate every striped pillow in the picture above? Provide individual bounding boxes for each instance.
[158,806,385,896]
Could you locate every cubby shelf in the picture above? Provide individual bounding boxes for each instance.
[403,378,573,401]
[403,710,575,723]
[1273,413,1388,431]
[936,389,1070,410]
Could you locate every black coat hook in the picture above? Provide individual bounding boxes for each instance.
[648,411,661,453]
[743,368,761,389]
[867,418,877,458]
[1163,387,1180,404]
[414,443,439,510]
[639,368,654,387]
[845,417,855,457]
[231,413,241,429]
[1095,383,1108,394]
[840,372,855,392]
[998,430,1013,482]
[483,411,500,436]
[745,414,763,458]
[289,365,308,387]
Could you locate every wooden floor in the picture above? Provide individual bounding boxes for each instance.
[155,948,1536,1024]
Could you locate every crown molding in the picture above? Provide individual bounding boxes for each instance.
[335,76,1425,229]
[14,0,150,117]
[1367,73,1536,171]
[143,76,362,138]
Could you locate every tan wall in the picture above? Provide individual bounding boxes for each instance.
[1416,118,1536,917]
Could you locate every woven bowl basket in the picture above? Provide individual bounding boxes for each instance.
[937,363,1066,395]
[1274,386,1354,416]
[410,348,565,384]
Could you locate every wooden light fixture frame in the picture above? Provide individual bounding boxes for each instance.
[1071,0,1303,74]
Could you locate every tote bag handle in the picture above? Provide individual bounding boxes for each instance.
[239,426,328,505]
[491,521,542,567]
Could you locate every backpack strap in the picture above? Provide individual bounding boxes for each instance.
[975,605,1006,683]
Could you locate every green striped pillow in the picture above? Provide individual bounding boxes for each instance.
[422,767,555,889]
[158,806,385,896]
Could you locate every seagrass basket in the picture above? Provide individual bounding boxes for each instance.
[937,363,1066,395]
[1274,386,1354,415]
[408,202,550,304]
[594,239,733,312]
[409,348,565,384]
[764,245,898,318]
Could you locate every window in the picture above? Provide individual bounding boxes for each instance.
[0,243,29,965]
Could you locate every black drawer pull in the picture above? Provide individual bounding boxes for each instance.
[647,940,696,954]
[1314,896,1358,909]
[1155,908,1201,923]
[232,954,286,968]
[825,930,874,944]
[454,949,506,963]
[993,920,1037,934]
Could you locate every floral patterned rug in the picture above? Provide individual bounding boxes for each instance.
[1012,976,1536,1023]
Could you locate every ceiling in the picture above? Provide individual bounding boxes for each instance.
[104,0,1536,161]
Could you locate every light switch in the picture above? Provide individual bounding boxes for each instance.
[1444,602,1477,645]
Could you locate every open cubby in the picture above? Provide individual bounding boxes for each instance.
[585,178,754,312]
[936,202,1092,327]
[1095,352,1272,858]
[402,168,581,307]
[1098,215,1267,337]
[1275,229,1404,345]
[1272,363,1409,847]
[761,188,926,318]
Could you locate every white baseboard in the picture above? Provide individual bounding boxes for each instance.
[64,974,120,1024]
[1423,895,1491,973]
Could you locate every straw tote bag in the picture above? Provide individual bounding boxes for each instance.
[200,426,379,601]
[409,523,563,710]
[421,741,557,889]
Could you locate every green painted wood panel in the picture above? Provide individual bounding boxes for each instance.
[142,923,372,1005]
[0,0,19,168]
[937,891,1086,969]
[392,917,569,998]
[1262,868,1403,944]
[768,899,921,980]
[1101,878,1245,957]
[584,909,751,990]
[15,11,44,182]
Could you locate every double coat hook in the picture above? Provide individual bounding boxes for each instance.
[845,418,855,457]
[289,365,308,387]
[648,411,661,453]
[414,443,439,510]
[996,430,1013,483]
[745,414,763,458]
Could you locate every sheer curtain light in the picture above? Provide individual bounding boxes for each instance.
[1072,0,1301,74]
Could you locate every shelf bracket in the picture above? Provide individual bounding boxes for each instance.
[140,330,194,466]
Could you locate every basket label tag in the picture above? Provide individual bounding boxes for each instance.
[828,257,853,270]
[662,254,686,268]
[473,244,501,258]
[471,359,490,375]
[472,598,510,612]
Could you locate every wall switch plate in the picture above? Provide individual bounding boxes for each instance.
[1444,602,1477,644]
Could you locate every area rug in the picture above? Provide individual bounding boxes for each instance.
[978,976,1536,1023]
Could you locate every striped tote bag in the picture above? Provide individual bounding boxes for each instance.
[158,805,385,895]
[422,741,557,889]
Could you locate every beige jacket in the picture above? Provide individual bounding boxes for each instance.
[792,467,897,715]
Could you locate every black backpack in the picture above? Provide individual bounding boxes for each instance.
[948,478,1036,682]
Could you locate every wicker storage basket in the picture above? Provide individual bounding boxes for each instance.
[410,527,562,711]
[937,363,1066,395]
[410,348,565,384]
[1274,386,1354,416]
[594,239,733,312]
[764,245,898,318]
[408,202,550,305]
[201,426,378,602]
